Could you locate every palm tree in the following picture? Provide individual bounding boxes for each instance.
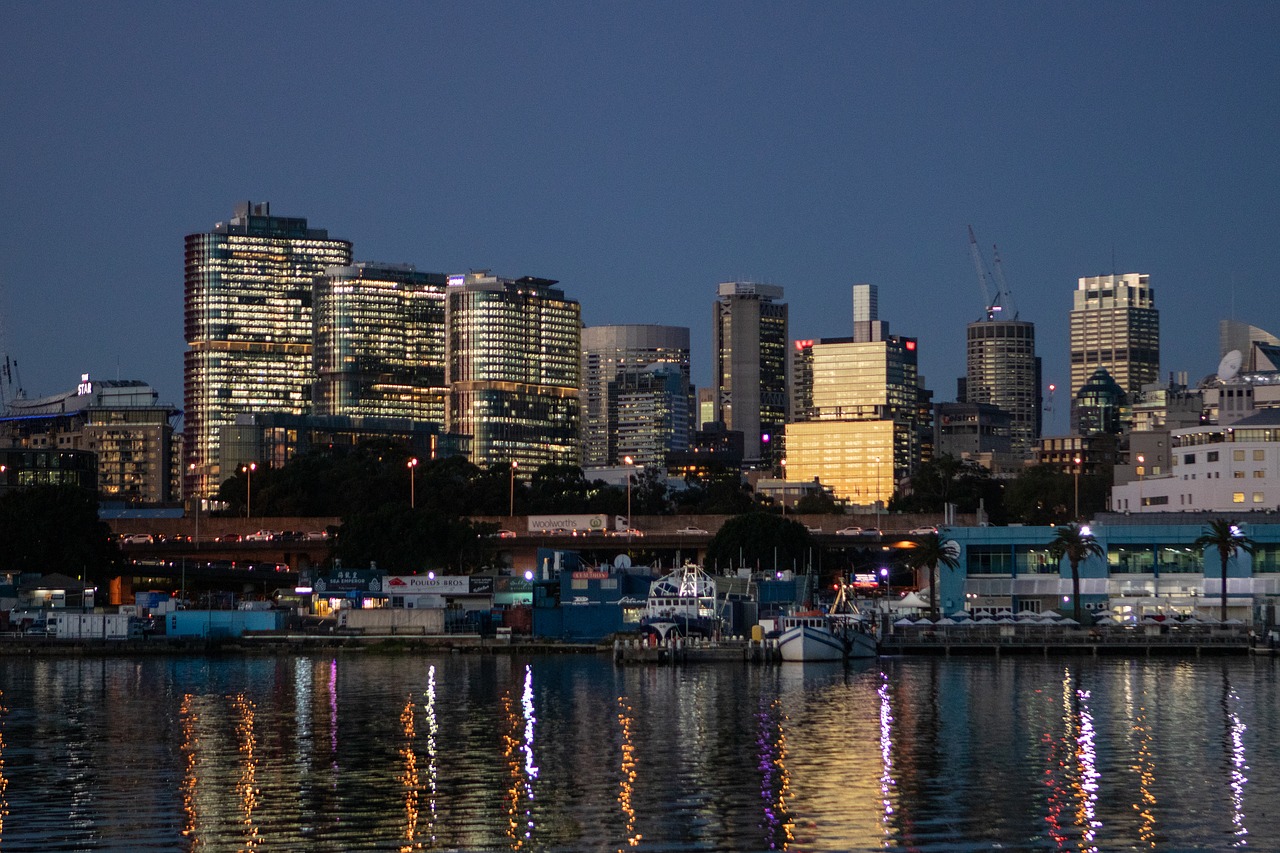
[904,532,960,621]
[1047,523,1104,623]
[1194,518,1255,622]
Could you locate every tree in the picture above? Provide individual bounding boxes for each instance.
[1047,523,1104,623]
[1194,518,1255,621]
[903,532,960,620]
[0,485,123,581]
[705,513,814,576]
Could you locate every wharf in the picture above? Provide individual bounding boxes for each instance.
[880,624,1256,656]
[612,636,777,664]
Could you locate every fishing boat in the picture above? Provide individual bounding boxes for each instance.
[640,562,723,641]
[777,584,878,661]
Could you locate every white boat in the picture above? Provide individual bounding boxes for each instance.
[641,562,723,641]
[776,585,878,661]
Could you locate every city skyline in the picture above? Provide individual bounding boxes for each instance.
[3,4,1278,427]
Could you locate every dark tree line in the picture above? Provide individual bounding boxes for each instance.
[0,485,123,581]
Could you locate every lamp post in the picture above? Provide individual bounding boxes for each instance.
[188,462,200,547]
[1136,453,1144,511]
[407,457,419,509]
[509,460,518,519]
[1072,455,1083,520]
[623,455,634,533]
[242,462,256,518]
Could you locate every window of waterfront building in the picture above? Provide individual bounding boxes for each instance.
[1108,545,1154,574]
[1254,544,1280,573]
[1235,471,1245,478]
[1208,451,1220,462]
[1234,450,1246,461]
[1255,450,1266,461]
[1184,453,1195,464]
[1255,470,1266,478]
[1015,546,1056,574]
[1254,492,1265,503]
[1233,492,1245,503]
[1158,547,1200,574]
[967,546,1013,575]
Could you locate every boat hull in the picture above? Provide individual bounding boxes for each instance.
[778,625,847,661]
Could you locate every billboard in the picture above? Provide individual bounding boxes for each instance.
[527,514,609,534]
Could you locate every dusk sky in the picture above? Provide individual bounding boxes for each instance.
[3,3,1278,436]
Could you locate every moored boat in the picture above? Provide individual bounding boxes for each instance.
[640,562,723,641]
[777,584,878,661]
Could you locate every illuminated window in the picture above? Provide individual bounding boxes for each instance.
[1233,492,1245,503]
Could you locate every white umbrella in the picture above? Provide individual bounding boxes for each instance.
[996,617,1016,624]
[1141,615,1160,623]
[975,617,996,624]
[950,610,971,620]
[1059,617,1079,626]
[915,617,935,625]
[1036,615,1059,625]
[1094,615,1116,625]
[894,617,916,626]
[1224,618,1245,625]
[935,617,957,625]
[1041,610,1064,620]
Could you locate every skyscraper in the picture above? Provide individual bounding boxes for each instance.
[580,325,691,468]
[965,317,1041,456]
[1068,273,1159,401]
[786,334,923,506]
[313,263,449,422]
[184,202,352,496]
[446,272,581,470]
[712,282,788,467]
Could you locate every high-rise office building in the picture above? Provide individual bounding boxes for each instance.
[965,318,1041,456]
[1068,273,1159,401]
[314,263,449,423]
[786,333,924,505]
[184,202,352,496]
[712,282,788,467]
[446,272,581,470]
[581,325,691,468]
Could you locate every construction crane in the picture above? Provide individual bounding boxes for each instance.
[967,226,1018,321]
[967,225,996,321]
[990,244,1019,320]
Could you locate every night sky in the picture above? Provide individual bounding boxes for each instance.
[3,2,1278,436]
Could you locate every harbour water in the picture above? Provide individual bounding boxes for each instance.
[1,652,1277,851]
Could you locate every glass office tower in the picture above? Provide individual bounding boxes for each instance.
[446,272,581,470]
[313,263,449,423]
[183,202,352,496]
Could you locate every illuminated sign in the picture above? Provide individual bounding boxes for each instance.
[905,340,916,351]
[447,274,466,286]
[77,373,93,396]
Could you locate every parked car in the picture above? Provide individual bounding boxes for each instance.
[217,533,242,543]
[244,529,279,542]
[302,530,330,541]
[862,527,883,538]
[675,526,709,535]
[493,529,517,539]
[119,533,155,545]
[909,525,939,535]
[834,526,863,536]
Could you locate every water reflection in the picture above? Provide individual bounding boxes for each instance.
[179,693,198,842]
[755,695,792,850]
[233,693,261,850]
[424,665,438,846]
[877,671,897,845]
[617,697,640,848]
[399,695,420,851]
[1224,672,1249,846]
[503,664,539,849]
[0,688,9,846]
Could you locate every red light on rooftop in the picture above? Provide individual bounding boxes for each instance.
[905,340,916,351]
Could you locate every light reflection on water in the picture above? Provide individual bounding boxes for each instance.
[0,654,1277,851]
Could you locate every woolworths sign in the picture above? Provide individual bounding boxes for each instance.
[527,514,609,533]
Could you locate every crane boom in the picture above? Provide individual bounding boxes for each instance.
[967,225,996,320]
[990,244,1018,320]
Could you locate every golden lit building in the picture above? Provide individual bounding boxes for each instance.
[786,328,925,505]
[1069,273,1159,401]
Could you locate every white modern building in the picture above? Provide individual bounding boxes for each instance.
[1111,410,1280,513]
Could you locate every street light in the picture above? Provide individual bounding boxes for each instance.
[623,455,634,533]
[509,460,518,519]
[1073,455,1082,520]
[1136,454,1145,511]
[242,462,257,518]
[188,462,200,546]
[407,457,419,509]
